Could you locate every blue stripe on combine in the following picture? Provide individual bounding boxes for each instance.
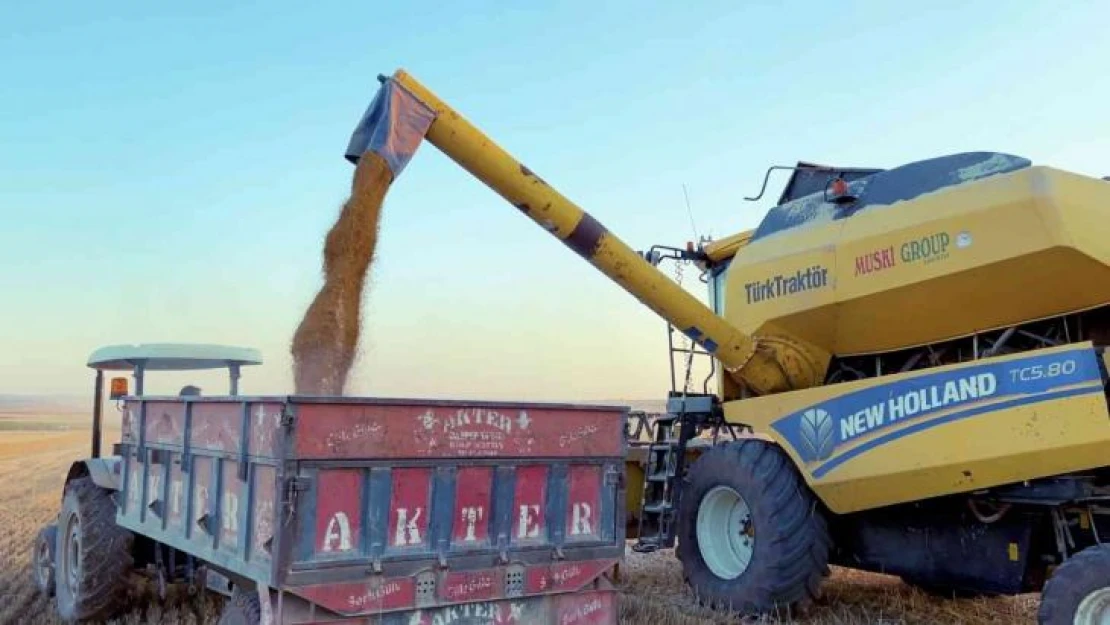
[811,384,1104,479]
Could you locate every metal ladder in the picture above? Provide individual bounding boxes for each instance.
[632,393,714,553]
[631,243,722,552]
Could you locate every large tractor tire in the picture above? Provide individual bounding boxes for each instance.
[33,524,57,596]
[54,477,134,623]
[1039,544,1110,625]
[676,439,830,617]
[217,586,262,625]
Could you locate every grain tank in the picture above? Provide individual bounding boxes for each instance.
[707,152,1110,393]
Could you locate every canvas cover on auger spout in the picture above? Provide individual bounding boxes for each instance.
[345,76,435,176]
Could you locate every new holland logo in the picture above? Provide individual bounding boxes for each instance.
[798,408,835,461]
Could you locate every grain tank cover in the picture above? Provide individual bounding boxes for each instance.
[751,152,1031,243]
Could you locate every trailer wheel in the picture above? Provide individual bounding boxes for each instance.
[33,524,56,596]
[676,440,830,617]
[218,586,262,625]
[1039,544,1110,625]
[54,477,134,623]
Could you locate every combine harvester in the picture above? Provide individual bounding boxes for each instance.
[33,69,1110,625]
[340,71,1110,625]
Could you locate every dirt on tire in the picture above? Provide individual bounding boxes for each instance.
[676,439,831,617]
[290,153,391,396]
[54,476,134,622]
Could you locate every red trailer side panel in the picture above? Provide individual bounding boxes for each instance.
[292,400,624,459]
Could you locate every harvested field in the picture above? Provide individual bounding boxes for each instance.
[0,423,1040,624]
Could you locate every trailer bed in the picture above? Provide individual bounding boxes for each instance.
[115,396,627,618]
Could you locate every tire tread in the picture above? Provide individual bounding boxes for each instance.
[55,477,133,622]
[676,439,830,616]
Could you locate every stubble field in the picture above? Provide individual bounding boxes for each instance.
[0,413,1040,625]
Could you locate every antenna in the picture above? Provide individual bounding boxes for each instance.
[682,183,699,241]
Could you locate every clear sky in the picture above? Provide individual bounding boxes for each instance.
[2,1,1108,400]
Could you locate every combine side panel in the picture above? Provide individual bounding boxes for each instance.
[729,342,1110,513]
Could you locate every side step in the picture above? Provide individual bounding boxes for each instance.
[632,393,719,553]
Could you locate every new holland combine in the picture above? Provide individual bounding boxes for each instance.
[33,69,1110,625]
[342,71,1110,625]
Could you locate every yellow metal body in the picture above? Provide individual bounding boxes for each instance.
[722,166,1110,360]
[729,342,1110,513]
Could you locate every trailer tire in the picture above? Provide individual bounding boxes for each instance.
[1039,544,1110,625]
[54,477,133,623]
[33,524,56,597]
[218,586,262,625]
[676,439,830,617]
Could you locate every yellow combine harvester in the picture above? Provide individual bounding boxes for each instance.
[346,69,1110,625]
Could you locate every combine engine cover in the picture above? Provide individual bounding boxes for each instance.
[115,396,625,623]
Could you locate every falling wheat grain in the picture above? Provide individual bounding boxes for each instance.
[290,153,390,396]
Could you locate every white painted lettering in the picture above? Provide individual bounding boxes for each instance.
[978,373,997,396]
[170,479,184,516]
[888,394,906,420]
[864,403,884,429]
[943,381,960,403]
[195,486,209,515]
[322,511,352,552]
[222,492,239,532]
[959,377,976,398]
[460,506,484,542]
[904,391,921,415]
[840,417,856,440]
[395,507,423,546]
[571,503,593,536]
[518,505,541,538]
[150,474,162,497]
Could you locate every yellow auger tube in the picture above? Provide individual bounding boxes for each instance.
[391,69,806,395]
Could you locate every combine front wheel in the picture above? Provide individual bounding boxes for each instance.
[1039,544,1110,625]
[676,440,830,617]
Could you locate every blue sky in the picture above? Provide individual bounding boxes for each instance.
[2,1,1108,398]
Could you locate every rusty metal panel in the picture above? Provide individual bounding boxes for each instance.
[281,582,617,624]
[289,562,618,621]
[285,458,622,613]
[291,398,625,459]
